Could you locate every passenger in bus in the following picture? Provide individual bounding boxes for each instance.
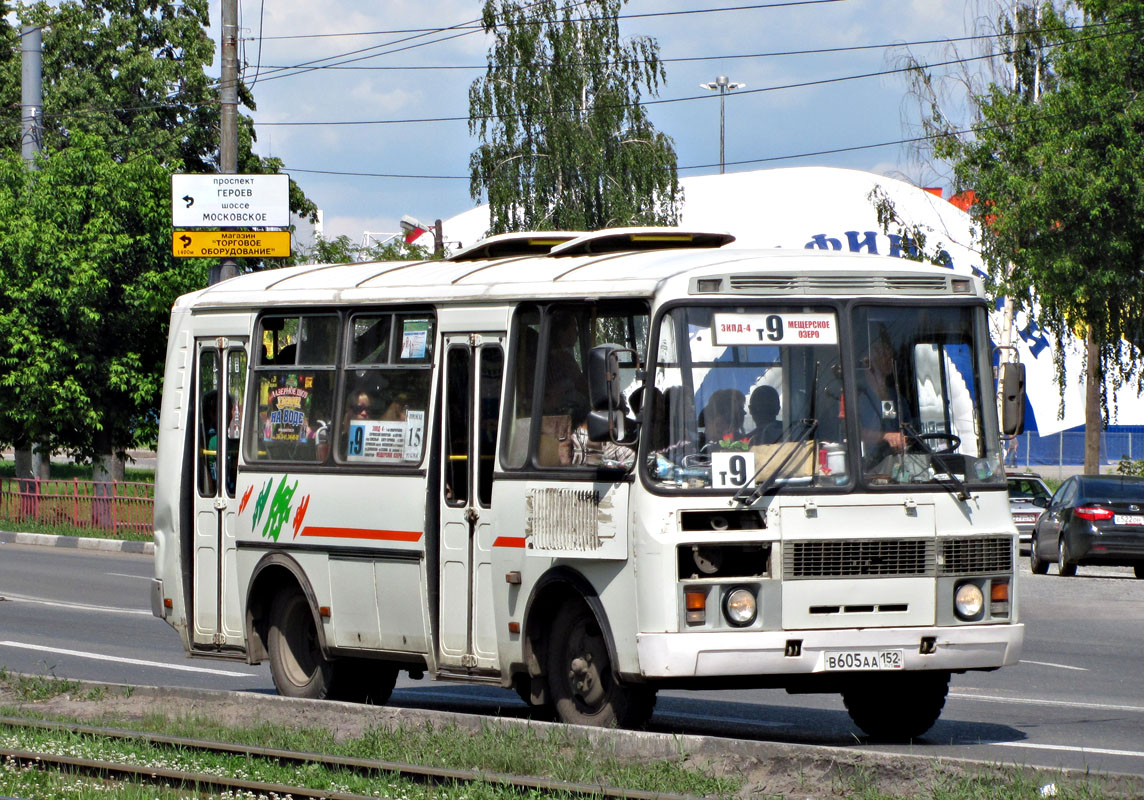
[858,329,907,465]
[542,310,589,421]
[379,392,410,422]
[699,388,747,450]
[747,385,782,445]
[347,390,374,420]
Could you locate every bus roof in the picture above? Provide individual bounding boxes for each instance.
[175,233,979,312]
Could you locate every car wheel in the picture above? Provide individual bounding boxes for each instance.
[1029,538,1049,575]
[1057,537,1077,577]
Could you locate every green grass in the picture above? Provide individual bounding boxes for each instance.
[0,687,1140,800]
[0,712,738,800]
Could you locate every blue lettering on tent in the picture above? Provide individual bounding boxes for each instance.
[804,234,842,250]
[845,231,879,254]
[1018,319,1051,358]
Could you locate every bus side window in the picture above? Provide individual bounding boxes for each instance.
[503,306,541,469]
[250,314,337,464]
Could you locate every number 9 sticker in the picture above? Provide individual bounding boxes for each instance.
[711,451,755,488]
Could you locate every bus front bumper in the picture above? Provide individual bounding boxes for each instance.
[636,623,1023,678]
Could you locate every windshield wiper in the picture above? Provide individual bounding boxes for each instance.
[902,423,970,502]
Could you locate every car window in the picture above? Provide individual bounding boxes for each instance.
[1050,478,1073,510]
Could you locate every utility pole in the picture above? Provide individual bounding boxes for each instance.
[16,25,48,483]
[212,0,239,284]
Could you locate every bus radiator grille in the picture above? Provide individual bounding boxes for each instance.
[783,539,934,580]
[938,535,1013,575]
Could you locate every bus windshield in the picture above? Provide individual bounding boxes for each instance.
[645,303,1004,493]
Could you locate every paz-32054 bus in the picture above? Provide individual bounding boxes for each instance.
[151,228,1024,739]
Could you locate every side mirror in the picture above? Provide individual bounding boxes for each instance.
[1031,496,1049,509]
[587,344,625,411]
[1000,362,1026,436]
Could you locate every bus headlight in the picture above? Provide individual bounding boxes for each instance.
[723,587,757,627]
[954,582,984,620]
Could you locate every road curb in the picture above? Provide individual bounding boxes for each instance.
[0,530,153,555]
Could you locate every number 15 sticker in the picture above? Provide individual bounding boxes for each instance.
[711,451,755,488]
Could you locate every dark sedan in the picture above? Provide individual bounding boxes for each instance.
[1030,474,1144,577]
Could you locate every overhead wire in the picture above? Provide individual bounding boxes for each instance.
[249,0,844,41]
[248,28,1118,129]
[241,0,844,85]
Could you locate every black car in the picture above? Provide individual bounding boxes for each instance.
[1030,474,1144,577]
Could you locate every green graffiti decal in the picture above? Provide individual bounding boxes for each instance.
[252,479,273,527]
[262,474,299,542]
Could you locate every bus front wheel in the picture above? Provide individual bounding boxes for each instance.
[545,603,655,728]
[268,589,334,699]
[842,670,949,741]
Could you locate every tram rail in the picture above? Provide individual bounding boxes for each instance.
[0,715,701,800]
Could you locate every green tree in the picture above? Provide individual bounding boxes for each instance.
[295,235,435,265]
[0,0,316,470]
[468,0,682,234]
[921,1,1144,472]
[0,135,204,462]
[18,0,315,220]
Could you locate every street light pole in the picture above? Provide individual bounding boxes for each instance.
[699,75,745,174]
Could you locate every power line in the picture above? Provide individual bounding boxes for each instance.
[249,0,844,41]
[243,47,1052,128]
[253,23,1107,74]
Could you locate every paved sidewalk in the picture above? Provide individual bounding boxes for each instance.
[0,529,153,555]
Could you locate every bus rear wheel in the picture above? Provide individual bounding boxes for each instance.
[545,603,655,728]
[268,589,334,699]
[842,670,950,742]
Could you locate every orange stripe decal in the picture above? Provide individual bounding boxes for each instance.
[493,536,527,548]
[301,526,423,542]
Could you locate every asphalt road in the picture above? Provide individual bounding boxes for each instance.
[1,540,1142,776]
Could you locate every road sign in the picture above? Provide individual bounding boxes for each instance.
[172,230,291,258]
[171,173,290,227]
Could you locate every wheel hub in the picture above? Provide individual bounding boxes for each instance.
[569,653,605,706]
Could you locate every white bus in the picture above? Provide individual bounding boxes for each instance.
[152,228,1024,739]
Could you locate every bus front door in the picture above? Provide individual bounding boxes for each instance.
[191,339,248,649]
[438,334,505,671]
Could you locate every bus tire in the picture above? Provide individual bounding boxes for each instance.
[545,603,656,728]
[330,659,398,705]
[842,670,949,742]
[267,589,334,700]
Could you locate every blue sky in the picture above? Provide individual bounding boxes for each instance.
[217,0,1003,244]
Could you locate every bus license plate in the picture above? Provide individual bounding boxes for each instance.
[824,649,904,671]
[1114,514,1144,525]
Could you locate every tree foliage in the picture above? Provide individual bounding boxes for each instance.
[0,0,315,459]
[297,234,435,265]
[921,1,1144,419]
[468,0,682,234]
[0,135,205,458]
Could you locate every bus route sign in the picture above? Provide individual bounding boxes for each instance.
[172,230,291,258]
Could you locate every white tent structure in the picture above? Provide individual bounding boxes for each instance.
[440,166,1137,436]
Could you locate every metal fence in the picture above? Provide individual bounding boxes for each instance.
[0,478,154,536]
[1005,430,1144,480]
